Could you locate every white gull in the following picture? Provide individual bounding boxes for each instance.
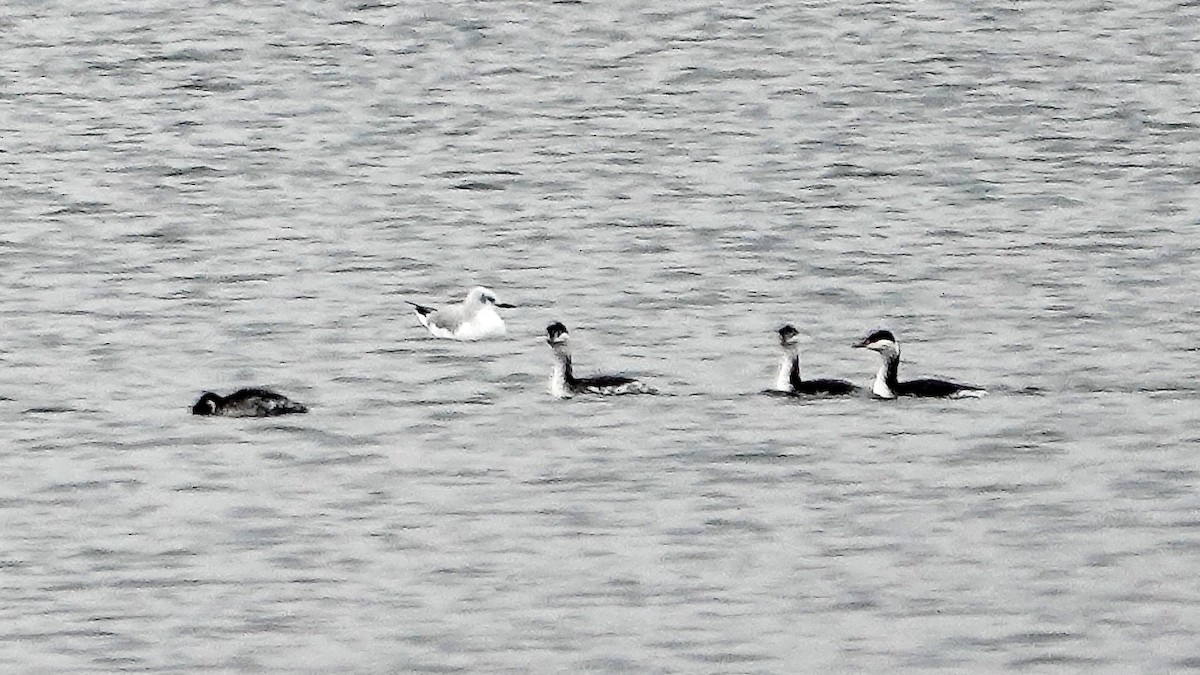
[408,286,513,340]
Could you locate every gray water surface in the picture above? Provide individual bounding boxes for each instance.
[2,0,1199,672]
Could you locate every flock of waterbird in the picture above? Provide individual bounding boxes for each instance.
[192,286,985,417]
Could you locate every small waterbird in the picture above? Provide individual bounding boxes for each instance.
[191,388,309,417]
[769,324,858,396]
[545,322,656,398]
[408,286,514,340]
[854,329,985,399]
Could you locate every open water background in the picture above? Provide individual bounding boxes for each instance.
[2,0,1199,672]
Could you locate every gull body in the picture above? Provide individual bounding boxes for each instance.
[408,286,513,340]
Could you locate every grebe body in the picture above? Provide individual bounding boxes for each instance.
[545,322,656,398]
[854,330,984,399]
[770,325,858,396]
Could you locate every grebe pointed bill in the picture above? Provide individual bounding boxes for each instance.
[192,388,308,417]
[545,321,656,399]
[854,329,985,399]
[408,286,513,340]
[769,324,858,397]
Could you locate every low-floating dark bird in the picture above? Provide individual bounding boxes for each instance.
[191,388,308,417]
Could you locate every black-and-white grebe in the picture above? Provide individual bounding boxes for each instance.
[854,330,984,399]
[192,388,309,417]
[545,322,656,398]
[770,325,858,396]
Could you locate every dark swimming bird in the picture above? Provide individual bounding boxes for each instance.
[407,286,515,340]
[191,388,308,417]
[770,325,858,396]
[854,330,985,399]
[545,322,656,398]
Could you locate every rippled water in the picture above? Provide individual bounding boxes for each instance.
[2,0,1199,671]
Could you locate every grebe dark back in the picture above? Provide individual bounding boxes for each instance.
[854,330,984,399]
[545,322,656,398]
[770,325,858,396]
[192,388,309,417]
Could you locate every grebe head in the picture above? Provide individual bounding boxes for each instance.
[854,329,899,356]
[546,321,570,346]
[192,392,221,415]
[777,324,801,348]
